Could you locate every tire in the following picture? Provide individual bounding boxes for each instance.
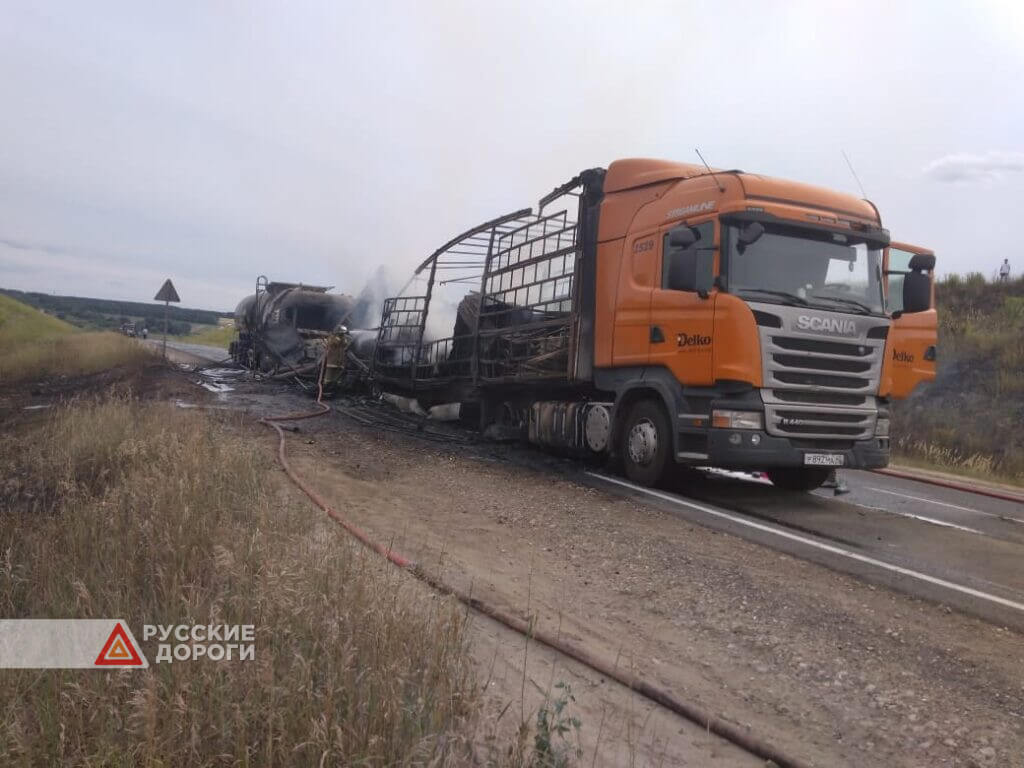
[619,399,671,487]
[766,467,831,492]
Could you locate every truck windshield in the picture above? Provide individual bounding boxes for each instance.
[725,223,885,315]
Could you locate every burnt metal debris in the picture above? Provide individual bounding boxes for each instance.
[230,278,357,385]
[365,169,605,407]
[231,169,606,417]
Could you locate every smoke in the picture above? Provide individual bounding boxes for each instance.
[349,266,399,329]
[423,298,459,343]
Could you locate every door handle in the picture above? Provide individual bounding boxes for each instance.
[650,326,665,343]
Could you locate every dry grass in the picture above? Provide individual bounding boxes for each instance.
[0,398,485,766]
[891,438,1006,481]
[891,273,1024,483]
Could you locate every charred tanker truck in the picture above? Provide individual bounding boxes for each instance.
[230,279,357,384]
[350,158,938,490]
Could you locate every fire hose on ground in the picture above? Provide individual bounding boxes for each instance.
[872,467,1024,504]
[257,381,811,768]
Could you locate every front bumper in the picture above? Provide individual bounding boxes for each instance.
[701,429,889,470]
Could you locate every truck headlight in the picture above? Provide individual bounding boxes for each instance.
[874,418,890,437]
[712,409,764,430]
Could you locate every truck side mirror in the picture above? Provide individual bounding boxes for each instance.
[666,242,715,299]
[908,253,936,272]
[902,271,931,314]
[667,250,697,292]
[669,226,698,249]
[737,221,765,246]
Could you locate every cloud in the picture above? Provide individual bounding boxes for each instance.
[923,151,1024,183]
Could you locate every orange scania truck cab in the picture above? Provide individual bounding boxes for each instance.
[587,159,937,489]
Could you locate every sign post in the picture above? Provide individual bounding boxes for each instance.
[153,279,181,360]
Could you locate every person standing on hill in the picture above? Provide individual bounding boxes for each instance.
[999,258,1011,282]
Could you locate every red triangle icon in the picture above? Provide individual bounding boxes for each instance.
[94,622,144,666]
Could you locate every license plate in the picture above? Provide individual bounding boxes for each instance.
[804,453,845,466]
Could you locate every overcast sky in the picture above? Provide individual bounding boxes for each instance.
[1,1,1022,311]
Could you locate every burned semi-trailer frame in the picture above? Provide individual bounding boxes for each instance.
[367,169,606,417]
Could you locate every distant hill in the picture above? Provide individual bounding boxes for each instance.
[0,288,230,336]
[892,273,1024,481]
[0,293,77,351]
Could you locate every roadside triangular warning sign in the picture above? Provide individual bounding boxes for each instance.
[94,622,144,666]
[154,279,180,303]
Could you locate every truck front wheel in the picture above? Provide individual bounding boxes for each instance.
[620,399,671,487]
[766,467,831,492]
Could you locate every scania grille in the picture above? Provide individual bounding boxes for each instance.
[752,302,888,442]
[773,371,871,389]
[770,390,867,406]
[762,394,877,440]
[771,354,872,374]
[762,330,884,396]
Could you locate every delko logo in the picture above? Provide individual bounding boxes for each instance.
[677,332,712,350]
[796,315,857,336]
[892,349,915,363]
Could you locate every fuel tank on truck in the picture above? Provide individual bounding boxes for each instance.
[234,294,260,334]
[241,282,356,372]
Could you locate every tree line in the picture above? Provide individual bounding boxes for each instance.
[0,288,229,335]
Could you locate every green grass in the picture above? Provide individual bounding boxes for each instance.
[0,294,78,350]
[0,294,153,382]
[187,323,235,349]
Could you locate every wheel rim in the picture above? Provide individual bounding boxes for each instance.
[627,418,658,466]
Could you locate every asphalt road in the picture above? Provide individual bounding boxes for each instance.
[144,338,227,365]
[583,466,1024,632]
[832,471,1024,534]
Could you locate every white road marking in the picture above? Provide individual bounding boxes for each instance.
[587,472,1024,615]
[841,499,983,534]
[885,510,982,534]
[866,486,1024,525]
[838,497,984,534]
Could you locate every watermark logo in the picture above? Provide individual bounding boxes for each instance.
[94,622,145,667]
[0,619,149,669]
[144,624,255,663]
[0,621,256,668]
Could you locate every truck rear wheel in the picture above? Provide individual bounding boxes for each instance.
[766,467,831,492]
[620,399,670,487]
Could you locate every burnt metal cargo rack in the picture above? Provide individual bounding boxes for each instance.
[369,169,605,404]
